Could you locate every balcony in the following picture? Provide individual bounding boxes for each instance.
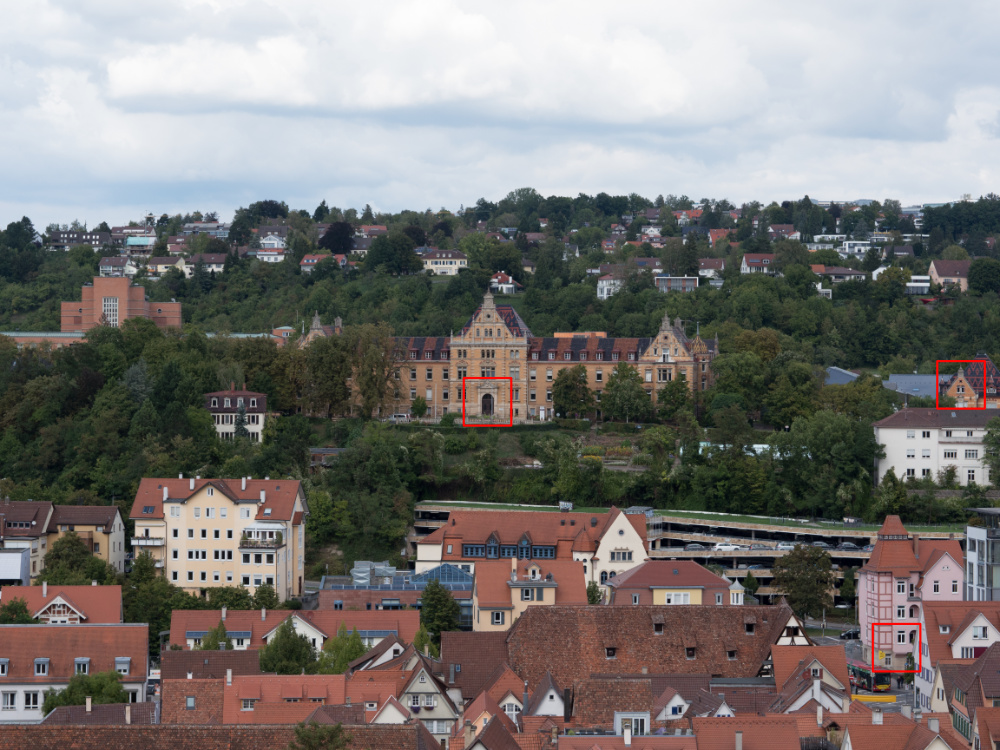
[238,537,285,550]
[131,537,166,546]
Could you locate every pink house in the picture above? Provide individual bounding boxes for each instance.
[858,516,964,671]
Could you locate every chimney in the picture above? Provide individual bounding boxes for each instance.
[817,704,823,726]
[928,717,939,733]
[85,696,92,713]
[734,730,743,750]
[550,726,558,742]
[125,704,131,725]
[902,704,911,719]
[219,642,226,651]
[448,664,455,685]
[563,687,572,722]
[424,643,429,657]
[92,580,97,586]
[226,669,232,686]
[260,490,266,504]
[187,672,193,680]
[872,707,883,725]
[261,607,266,621]
[163,486,168,502]
[242,477,247,491]
[178,473,183,479]
[189,477,195,491]
[463,720,475,746]
[523,681,529,711]
[913,534,920,559]
[641,666,648,675]
[624,725,632,746]
[42,581,47,597]
[222,606,227,622]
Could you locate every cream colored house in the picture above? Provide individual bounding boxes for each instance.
[422,249,467,276]
[470,559,587,632]
[129,477,308,601]
[47,506,127,574]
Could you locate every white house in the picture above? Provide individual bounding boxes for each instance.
[0,624,148,722]
[917,602,1000,712]
[740,253,777,275]
[872,408,994,486]
[423,249,467,276]
[597,274,622,300]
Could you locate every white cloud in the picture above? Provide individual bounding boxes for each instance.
[3,1,1000,226]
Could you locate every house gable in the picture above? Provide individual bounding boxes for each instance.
[34,595,87,624]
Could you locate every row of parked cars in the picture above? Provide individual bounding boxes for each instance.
[682,540,876,552]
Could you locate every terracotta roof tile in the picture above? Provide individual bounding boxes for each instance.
[222,675,346,723]
[770,645,850,695]
[922,603,1000,666]
[692,715,802,750]
[473,560,587,608]
[0,585,122,623]
[569,677,654,725]
[41,702,157,725]
[0,624,147,682]
[159,649,262,679]
[506,605,798,689]
[129,478,304,522]
[607,560,730,596]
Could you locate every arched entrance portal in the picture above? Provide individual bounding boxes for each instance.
[482,393,494,416]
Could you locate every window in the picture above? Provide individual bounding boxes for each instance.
[521,588,534,601]
[897,606,905,618]
[745,623,755,635]
[967,450,980,459]
[605,647,617,659]
[906,468,915,478]
[24,692,39,711]
[906,430,915,439]
[922,430,931,438]
[969,470,977,484]
[897,581,906,594]
[632,594,640,605]
[945,449,957,459]
[595,369,603,382]
[241,508,251,519]
[953,581,959,593]
[897,631,906,644]
[75,658,90,675]
[186,696,196,710]
[933,581,940,593]
[116,658,130,676]
[946,430,953,437]
[492,611,504,625]
[548,352,555,360]
[1,693,14,711]
[727,650,737,660]
[0,660,6,677]
[170,506,180,517]
[34,659,48,676]
[242,699,256,710]
[102,296,119,327]
[906,449,915,458]
[686,647,696,659]
[974,626,988,639]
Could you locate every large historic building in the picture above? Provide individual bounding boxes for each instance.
[941,354,1000,408]
[304,292,718,421]
[60,277,182,333]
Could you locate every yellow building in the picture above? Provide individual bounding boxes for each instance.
[47,505,127,574]
[471,559,587,631]
[129,477,308,602]
[304,291,719,421]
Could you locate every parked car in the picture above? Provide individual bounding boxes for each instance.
[837,542,860,551]
[840,628,860,640]
[713,543,741,551]
[812,541,833,549]
[862,544,875,552]
[775,542,797,551]
[684,543,706,551]
[750,544,771,550]
[747,564,765,570]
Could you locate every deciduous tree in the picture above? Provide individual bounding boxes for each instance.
[772,544,834,618]
[420,579,460,645]
[259,619,318,675]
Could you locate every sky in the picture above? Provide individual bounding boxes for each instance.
[3,0,1000,227]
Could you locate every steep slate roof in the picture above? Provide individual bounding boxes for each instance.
[129,477,303,522]
[861,515,963,578]
[0,584,122,623]
[400,336,450,359]
[505,604,797,689]
[42,702,157,725]
[167,609,419,649]
[46,505,120,531]
[0,624,147,682]
[160,649,263,679]
[944,355,1000,399]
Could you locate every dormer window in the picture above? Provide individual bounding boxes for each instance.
[654,623,663,635]
[237,398,244,407]
[686,647,696,659]
[548,352,555,360]
[727,650,736,660]
[745,623,755,635]
[605,648,616,659]
[211,398,218,407]
[250,399,256,407]
[224,398,231,407]
[811,667,821,677]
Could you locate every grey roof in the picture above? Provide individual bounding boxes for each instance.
[873,408,998,429]
[881,374,949,399]
[824,367,859,386]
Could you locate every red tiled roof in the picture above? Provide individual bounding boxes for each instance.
[159,649,262,680]
[923,603,1000,666]
[474,560,587,608]
[699,258,725,270]
[221,675,346,723]
[0,585,122,623]
[743,253,776,265]
[771,644,850,694]
[42,702,157,725]
[440,631,510,699]
[692,716,803,750]
[167,609,419,649]
[559,737,695,750]
[506,604,798,690]
[607,560,730,593]
[482,663,527,706]
[344,668,410,706]
[129,478,303,522]
[0,624,147,682]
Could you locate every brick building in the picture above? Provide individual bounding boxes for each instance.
[60,277,182,332]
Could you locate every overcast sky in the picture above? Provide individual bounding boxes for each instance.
[3,0,1000,227]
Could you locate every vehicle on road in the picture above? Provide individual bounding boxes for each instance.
[840,628,860,640]
[684,543,706,551]
[848,658,891,692]
[775,542,797,551]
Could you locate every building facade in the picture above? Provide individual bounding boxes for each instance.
[47,506,127,574]
[941,356,1000,409]
[873,408,994,486]
[966,508,1000,602]
[422,249,467,275]
[204,387,267,442]
[60,277,182,333]
[306,292,718,422]
[129,477,308,601]
[470,559,587,631]
[858,516,964,674]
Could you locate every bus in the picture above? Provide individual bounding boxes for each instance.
[847,659,892,692]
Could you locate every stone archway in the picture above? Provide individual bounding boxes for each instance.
[482,393,494,416]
